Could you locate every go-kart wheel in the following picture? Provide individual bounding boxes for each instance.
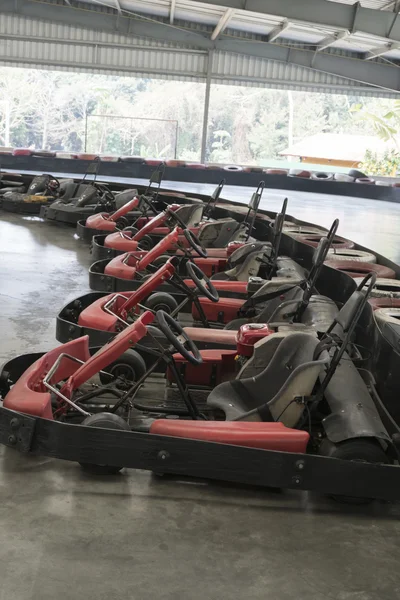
[99,349,146,388]
[145,292,178,314]
[156,310,202,366]
[186,261,219,303]
[139,235,154,251]
[116,216,130,230]
[79,412,130,475]
[183,229,207,259]
[123,226,138,236]
[319,438,388,505]
[151,255,171,268]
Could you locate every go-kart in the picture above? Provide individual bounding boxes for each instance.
[189,218,339,330]
[1,173,74,214]
[89,197,291,293]
[90,179,264,260]
[39,157,147,226]
[75,163,176,241]
[1,272,398,504]
[57,256,220,348]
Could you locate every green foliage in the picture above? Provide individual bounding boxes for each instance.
[0,65,398,165]
[360,149,400,176]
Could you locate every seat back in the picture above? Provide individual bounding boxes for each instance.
[208,333,327,427]
[114,188,139,210]
[222,247,270,281]
[198,218,242,247]
[175,204,204,227]
[237,333,327,427]
[227,241,269,269]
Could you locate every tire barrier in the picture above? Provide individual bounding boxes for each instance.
[288,169,311,178]
[355,277,400,298]
[327,248,377,263]
[311,172,334,181]
[369,297,400,310]
[333,173,354,182]
[290,233,354,249]
[356,177,375,185]
[324,260,396,279]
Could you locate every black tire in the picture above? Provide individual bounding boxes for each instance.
[145,292,178,314]
[319,438,388,504]
[99,349,146,387]
[151,255,171,268]
[79,412,130,475]
[123,226,138,236]
[139,235,154,251]
[348,169,367,179]
[116,216,130,230]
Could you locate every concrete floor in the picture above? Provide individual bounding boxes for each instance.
[1,187,400,600]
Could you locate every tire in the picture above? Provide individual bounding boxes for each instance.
[151,254,171,268]
[291,233,354,249]
[144,292,178,314]
[324,260,396,279]
[99,349,147,387]
[311,172,333,181]
[333,173,354,182]
[376,179,391,186]
[79,412,130,475]
[115,216,130,230]
[327,248,376,263]
[319,438,388,504]
[349,169,367,179]
[138,235,154,251]
[265,168,288,175]
[165,160,185,167]
[185,163,206,170]
[284,225,327,235]
[356,177,375,184]
[288,168,311,178]
[369,297,400,310]
[354,277,400,298]
[374,307,400,325]
[224,165,243,172]
[123,226,138,236]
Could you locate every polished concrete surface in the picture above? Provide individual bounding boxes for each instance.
[1,189,400,600]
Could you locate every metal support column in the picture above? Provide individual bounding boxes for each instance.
[200,50,213,164]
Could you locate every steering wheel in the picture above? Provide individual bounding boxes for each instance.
[94,183,115,203]
[165,206,207,258]
[186,261,219,303]
[183,229,207,258]
[156,310,202,366]
[46,176,60,192]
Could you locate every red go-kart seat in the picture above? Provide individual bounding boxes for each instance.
[150,420,309,452]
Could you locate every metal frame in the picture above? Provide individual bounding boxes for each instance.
[83,114,179,158]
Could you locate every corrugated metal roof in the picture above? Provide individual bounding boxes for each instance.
[0,1,399,96]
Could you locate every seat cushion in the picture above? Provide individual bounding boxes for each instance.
[150,420,309,452]
[183,327,237,347]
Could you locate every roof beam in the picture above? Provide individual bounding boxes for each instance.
[3,0,400,91]
[169,0,176,25]
[266,20,289,43]
[114,0,122,14]
[316,31,348,51]
[365,42,399,59]
[150,0,400,46]
[211,8,235,40]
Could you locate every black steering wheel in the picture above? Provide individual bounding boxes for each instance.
[166,206,207,258]
[186,261,219,303]
[183,229,207,258]
[156,310,202,366]
[94,182,115,203]
[46,175,60,192]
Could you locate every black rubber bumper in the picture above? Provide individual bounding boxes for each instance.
[0,404,399,502]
